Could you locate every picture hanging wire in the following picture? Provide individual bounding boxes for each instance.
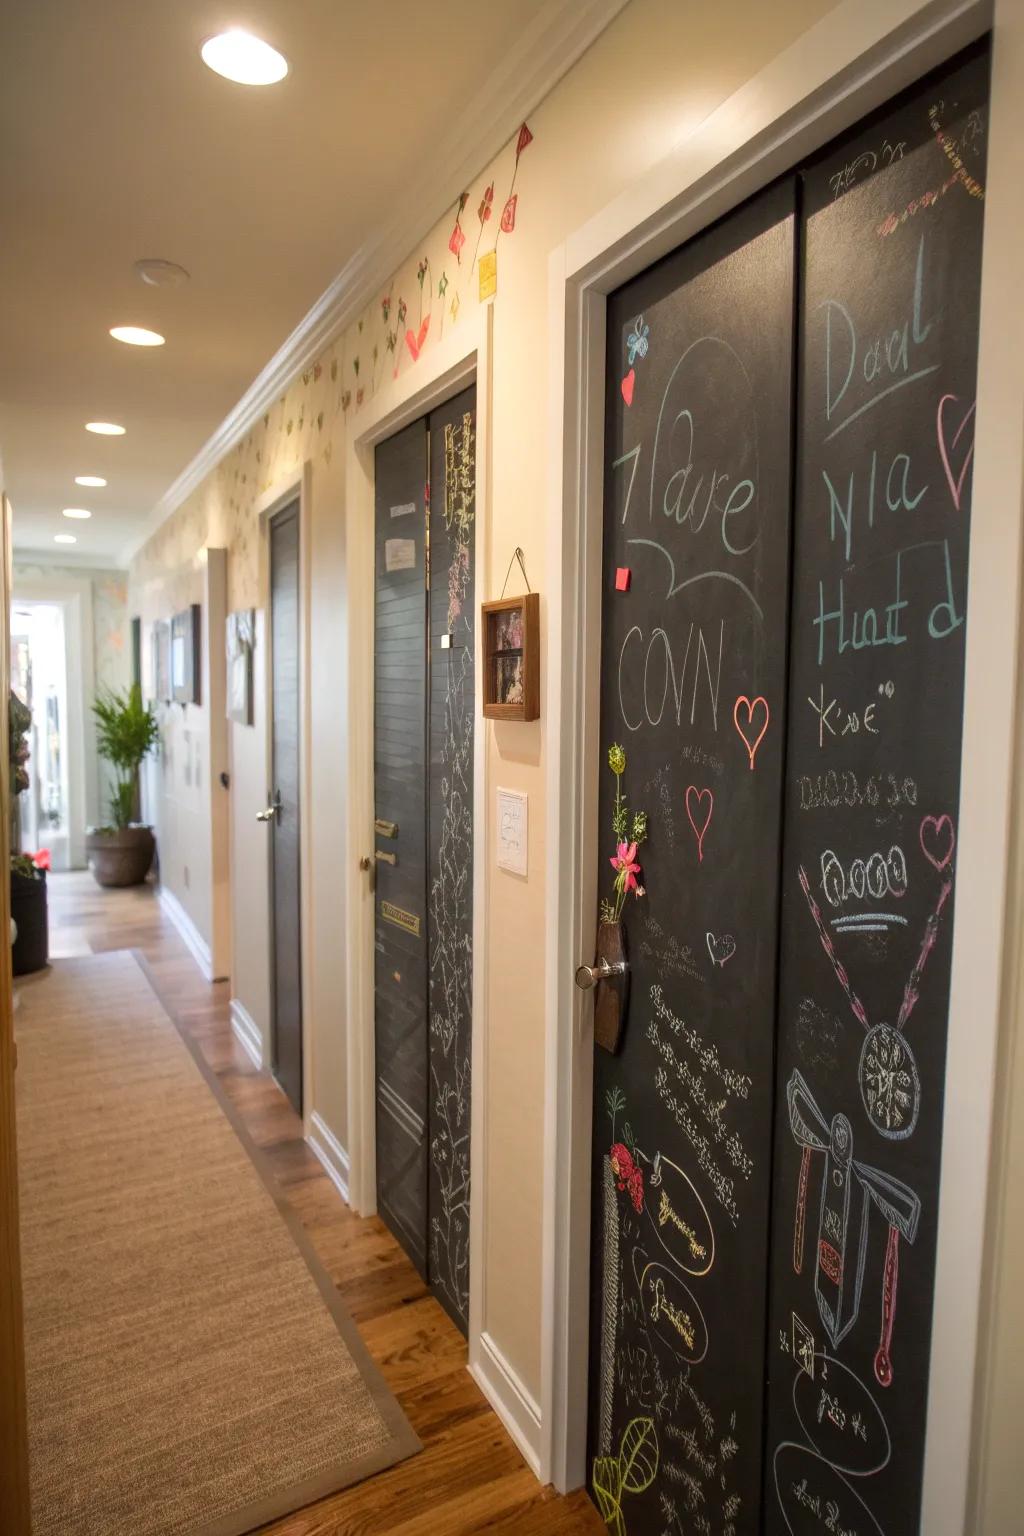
[499,546,532,599]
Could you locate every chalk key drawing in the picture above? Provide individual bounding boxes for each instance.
[427,411,475,1328]
[684,785,713,864]
[592,1416,659,1536]
[788,1069,920,1386]
[733,693,770,770]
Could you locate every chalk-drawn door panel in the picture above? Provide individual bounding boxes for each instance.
[587,184,797,1534]
[374,418,430,1276]
[764,44,989,1536]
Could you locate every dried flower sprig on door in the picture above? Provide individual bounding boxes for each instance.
[600,744,648,923]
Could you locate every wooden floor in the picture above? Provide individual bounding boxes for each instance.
[36,871,603,1536]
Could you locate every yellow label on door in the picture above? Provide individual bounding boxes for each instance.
[381,900,421,937]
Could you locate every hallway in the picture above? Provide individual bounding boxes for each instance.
[36,873,602,1536]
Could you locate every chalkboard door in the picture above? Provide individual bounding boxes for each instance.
[764,44,989,1536]
[587,182,797,1536]
[373,390,477,1334]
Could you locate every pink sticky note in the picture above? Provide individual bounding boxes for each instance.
[615,567,631,591]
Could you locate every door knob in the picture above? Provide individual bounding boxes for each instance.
[575,956,627,990]
[256,791,282,823]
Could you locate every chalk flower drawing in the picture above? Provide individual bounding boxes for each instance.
[601,744,649,923]
[610,1141,644,1214]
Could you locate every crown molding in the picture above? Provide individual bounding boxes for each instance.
[120,0,629,568]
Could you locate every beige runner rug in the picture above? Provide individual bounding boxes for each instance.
[16,950,419,1536]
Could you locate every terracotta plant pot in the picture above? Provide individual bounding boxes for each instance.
[86,825,156,888]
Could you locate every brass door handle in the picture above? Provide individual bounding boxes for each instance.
[374,818,398,838]
[257,791,282,824]
[375,850,397,866]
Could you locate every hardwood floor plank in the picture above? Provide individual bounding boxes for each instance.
[38,872,604,1536]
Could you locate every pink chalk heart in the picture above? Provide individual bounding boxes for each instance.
[406,315,431,362]
[621,368,635,407]
[937,393,976,512]
[685,786,713,864]
[733,694,770,770]
[920,813,955,872]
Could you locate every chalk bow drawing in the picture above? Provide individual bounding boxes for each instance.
[684,786,713,863]
[706,932,736,969]
[919,811,955,871]
[620,368,635,407]
[626,315,649,366]
[937,393,976,511]
[788,1069,920,1386]
[733,693,770,770]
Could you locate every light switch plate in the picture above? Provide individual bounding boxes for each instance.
[496,788,528,876]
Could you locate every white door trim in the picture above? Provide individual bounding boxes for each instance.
[543,8,1023,1536]
[256,464,315,1134]
[343,305,491,1366]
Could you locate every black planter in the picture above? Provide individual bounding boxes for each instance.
[11,866,48,975]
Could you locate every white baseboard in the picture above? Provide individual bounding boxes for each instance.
[470,1331,544,1479]
[157,884,222,981]
[308,1112,351,1205]
[229,998,263,1069]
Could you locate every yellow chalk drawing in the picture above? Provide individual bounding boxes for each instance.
[592,1417,659,1536]
[658,1188,708,1262]
[649,1276,696,1351]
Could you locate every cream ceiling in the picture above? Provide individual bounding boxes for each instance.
[0,0,573,566]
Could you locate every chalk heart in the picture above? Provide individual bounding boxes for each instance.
[706,932,736,968]
[685,785,713,863]
[733,694,770,770]
[920,812,955,872]
[621,368,635,407]
[937,393,976,512]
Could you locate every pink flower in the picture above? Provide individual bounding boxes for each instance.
[610,1142,644,1213]
[610,840,641,894]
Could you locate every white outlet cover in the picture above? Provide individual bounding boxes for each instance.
[496,788,528,876]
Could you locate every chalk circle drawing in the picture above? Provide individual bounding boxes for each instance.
[706,931,736,969]
[733,693,770,769]
[936,392,976,511]
[919,811,955,871]
[819,845,907,908]
[644,1151,715,1276]
[639,1261,709,1365]
[685,785,713,863]
[793,1352,892,1478]
[859,1023,921,1139]
[773,1443,887,1536]
[621,368,636,407]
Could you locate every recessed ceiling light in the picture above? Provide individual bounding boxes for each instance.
[54,533,77,545]
[135,258,189,288]
[110,326,165,347]
[75,475,106,487]
[86,421,125,435]
[62,508,92,520]
[201,30,288,85]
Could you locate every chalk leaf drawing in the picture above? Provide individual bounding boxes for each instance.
[684,785,713,863]
[593,1416,659,1536]
[706,931,736,969]
[936,393,976,511]
[733,693,770,769]
[919,811,955,871]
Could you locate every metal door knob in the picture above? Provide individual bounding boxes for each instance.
[256,792,282,823]
[575,957,627,990]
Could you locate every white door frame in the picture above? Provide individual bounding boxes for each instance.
[343,304,492,1361]
[256,465,315,1130]
[10,573,98,869]
[542,4,1024,1533]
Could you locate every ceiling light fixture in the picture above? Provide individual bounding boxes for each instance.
[135,258,189,288]
[62,508,92,520]
[110,325,165,347]
[200,30,288,86]
[54,533,77,545]
[75,475,106,487]
[86,421,125,435]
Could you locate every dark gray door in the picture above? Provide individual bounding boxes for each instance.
[374,388,476,1331]
[269,501,302,1115]
[374,419,430,1276]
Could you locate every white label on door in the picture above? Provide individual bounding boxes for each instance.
[496,788,528,876]
[384,538,416,572]
[390,502,417,518]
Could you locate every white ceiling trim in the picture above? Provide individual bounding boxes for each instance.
[120,0,629,567]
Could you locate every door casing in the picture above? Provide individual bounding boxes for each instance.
[542,4,1024,1533]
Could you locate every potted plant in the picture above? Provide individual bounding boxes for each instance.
[86,683,160,887]
[9,690,49,973]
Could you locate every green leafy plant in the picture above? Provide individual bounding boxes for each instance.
[11,854,41,881]
[600,744,648,924]
[91,684,159,830]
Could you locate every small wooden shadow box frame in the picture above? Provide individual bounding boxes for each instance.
[481,593,539,721]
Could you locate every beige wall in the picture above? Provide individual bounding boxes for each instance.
[129,0,839,1399]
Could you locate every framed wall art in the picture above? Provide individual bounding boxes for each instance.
[171,604,202,705]
[482,592,539,721]
[226,608,255,725]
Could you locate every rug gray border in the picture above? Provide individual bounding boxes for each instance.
[109,948,424,1536]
